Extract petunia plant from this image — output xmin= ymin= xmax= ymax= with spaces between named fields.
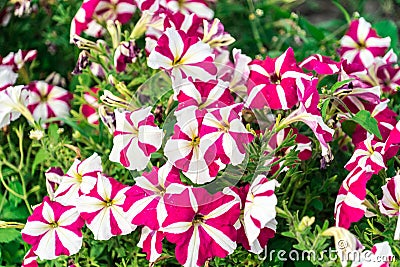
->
xmin=0 ymin=1 xmax=400 ymax=267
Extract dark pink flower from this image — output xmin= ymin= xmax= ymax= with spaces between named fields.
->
xmin=27 ymin=81 xmax=73 ymax=126
xmin=165 ymin=0 xmax=214 ymax=20
xmin=109 ymin=107 xmax=164 ymax=171
xmin=125 ymin=163 xmax=187 ymax=230
xmin=21 ymin=197 xmax=84 ymax=260
xmin=175 ymin=78 xmax=233 ymax=111
xmin=78 ymin=174 xmax=135 ymax=240
xmin=299 ymin=54 xmax=341 ymax=75
xmin=70 ymin=0 xmax=136 ymax=39
xmin=161 ymin=187 xmax=240 ymax=267
xmin=81 ymin=87 xmax=100 ymax=125
xmin=247 ymin=47 xmax=311 ymax=110
xmin=147 ymin=28 xmax=217 ymax=82
xmin=339 ymin=17 xmax=391 ymax=68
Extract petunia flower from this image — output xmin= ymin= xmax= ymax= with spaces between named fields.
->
xmin=70 ymin=0 xmax=136 ymax=40
xmin=351 ymin=241 xmax=394 ymax=267
xmin=147 ymin=28 xmax=217 ymax=83
xmin=0 ymin=85 xmax=33 ymax=128
xmin=78 ymin=174 xmax=134 ymax=240
xmin=299 ymin=54 xmax=341 ymax=75
xmin=125 ymin=163 xmax=187 ymax=229
xmin=242 ymin=175 xmax=279 ymax=253
xmin=1 ymin=49 xmax=37 ymax=71
xmin=165 ymin=0 xmax=214 ymax=20
xmin=334 ymin=167 xmax=372 ymax=229
xmin=54 ymin=153 xmax=103 ymax=206
xmin=339 ymin=17 xmax=391 ymax=68
xmin=379 ymin=174 xmax=400 ymax=240
xmin=202 ymin=18 xmax=235 ymax=48
xmin=45 ymin=167 xmax=64 ymax=201
xmin=27 ymin=81 xmax=73 ymax=126
xmin=246 ymin=47 xmax=311 ymax=110
xmin=278 ymin=78 xmax=334 ymax=159
xmin=114 ymin=40 xmax=140 ymax=72
xmin=137 ymin=226 xmax=165 ymax=262
xmin=161 ymin=187 xmax=240 ymax=267
xmin=0 ymin=65 xmax=18 ymax=91
xmin=164 ymin=106 xmax=221 ymax=184
xmin=22 ymin=249 xmax=38 ymax=267
xmin=323 ymin=226 xmax=364 ymax=266
xmin=81 ymin=87 xmax=100 ymax=125
xmin=200 ymin=103 xmax=254 ymax=165
xmin=175 ymin=78 xmax=233 ymax=110
xmin=109 ymin=107 xmax=164 ymax=171
xmin=21 ymin=196 xmax=84 ymax=260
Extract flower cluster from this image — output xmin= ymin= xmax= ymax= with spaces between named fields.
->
xmin=1 ymin=0 xmax=399 ymax=266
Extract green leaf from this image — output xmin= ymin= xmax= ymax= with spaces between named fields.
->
xmin=299 ymin=18 xmax=325 ymax=41
xmin=8 ymin=181 xmax=23 ymax=207
xmin=47 ymin=123 xmax=59 ymax=144
xmin=332 ymin=1 xmax=351 ymax=23
xmin=32 ymin=147 xmax=50 ymax=174
xmin=0 ymin=229 xmax=21 ymax=243
xmin=329 ymin=78 xmax=353 ymax=93
xmin=350 ymin=110 xmax=382 ymax=140
xmin=374 ymin=20 xmax=398 ymax=52
xmin=310 ymin=199 xmax=323 ymax=211
xmin=281 ymin=231 xmax=296 ymax=239
xmin=320 ymin=99 xmax=330 ymax=119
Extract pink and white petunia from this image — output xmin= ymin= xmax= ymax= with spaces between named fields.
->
xmin=224 ymin=48 xmax=252 ymax=97
xmin=125 ymin=163 xmax=187 ymax=229
xmin=81 ymin=87 xmax=100 ymax=125
xmin=376 ymin=63 xmax=400 ymax=94
xmin=351 ymin=241 xmax=394 ymax=267
xmin=200 ymin=103 xmax=254 ymax=165
xmin=246 ymin=47 xmax=311 ymax=110
xmin=21 ymin=196 xmax=84 ymax=260
xmin=109 ymin=107 xmax=164 ymax=171
xmin=344 ymin=135 xmax=386 ymax=174
xmin=164 ymin=106 xmax=221 ymax=184
xmin=0 ymin=85 xmax=31 ymax=128
xmin=242 ymin=175 xmax=279 ymax=253
xmin=339 ymin=17 xmax=391 ymax=68
xmin=45 ymin=167 xmax=64 ymax=201
xmin=54 ymin=153 xmax=103 ymax=206
xmin=78 ymin=174 xmax=134 ymax=240
xmin=22 ymin=249 xmax=38 ymax=267
xmin=1 ymin=49 xmax=37 ymax=71
xmin=27 ymin=81 xmax=73 ymax=126
xmin=165 ymin=0 xmax=214 ymax=20
xmin=334 ymin=167 xmax=372 ymax=229
xmin=299 ymin=54 xmax=341 ymax=75
xmin=147 ymin=28 xmax=217 ymax=83
xmin=202 ymin=18 xmax=235 ymax=48
xmin=114 ymin=40 xmax=140 ymax=72
xmin=161 ymin=187 xmax=240 ymax=267
xmin=70 ymin=0 xmax=136 ymax=40
xmin=0 ymin=65 xmax=18 ymax=91
xmin=135 ymin=0 xmax=160 ymax=12
xmin=379 ymin=174 xmax=400 ymax=240
xmin=137 ymin=226 xmax=165 ymax=262
xmin=175 ymin=78 xmax=233 ymax=110
xmin=279 ymin=78 xmax=334 ymax=159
